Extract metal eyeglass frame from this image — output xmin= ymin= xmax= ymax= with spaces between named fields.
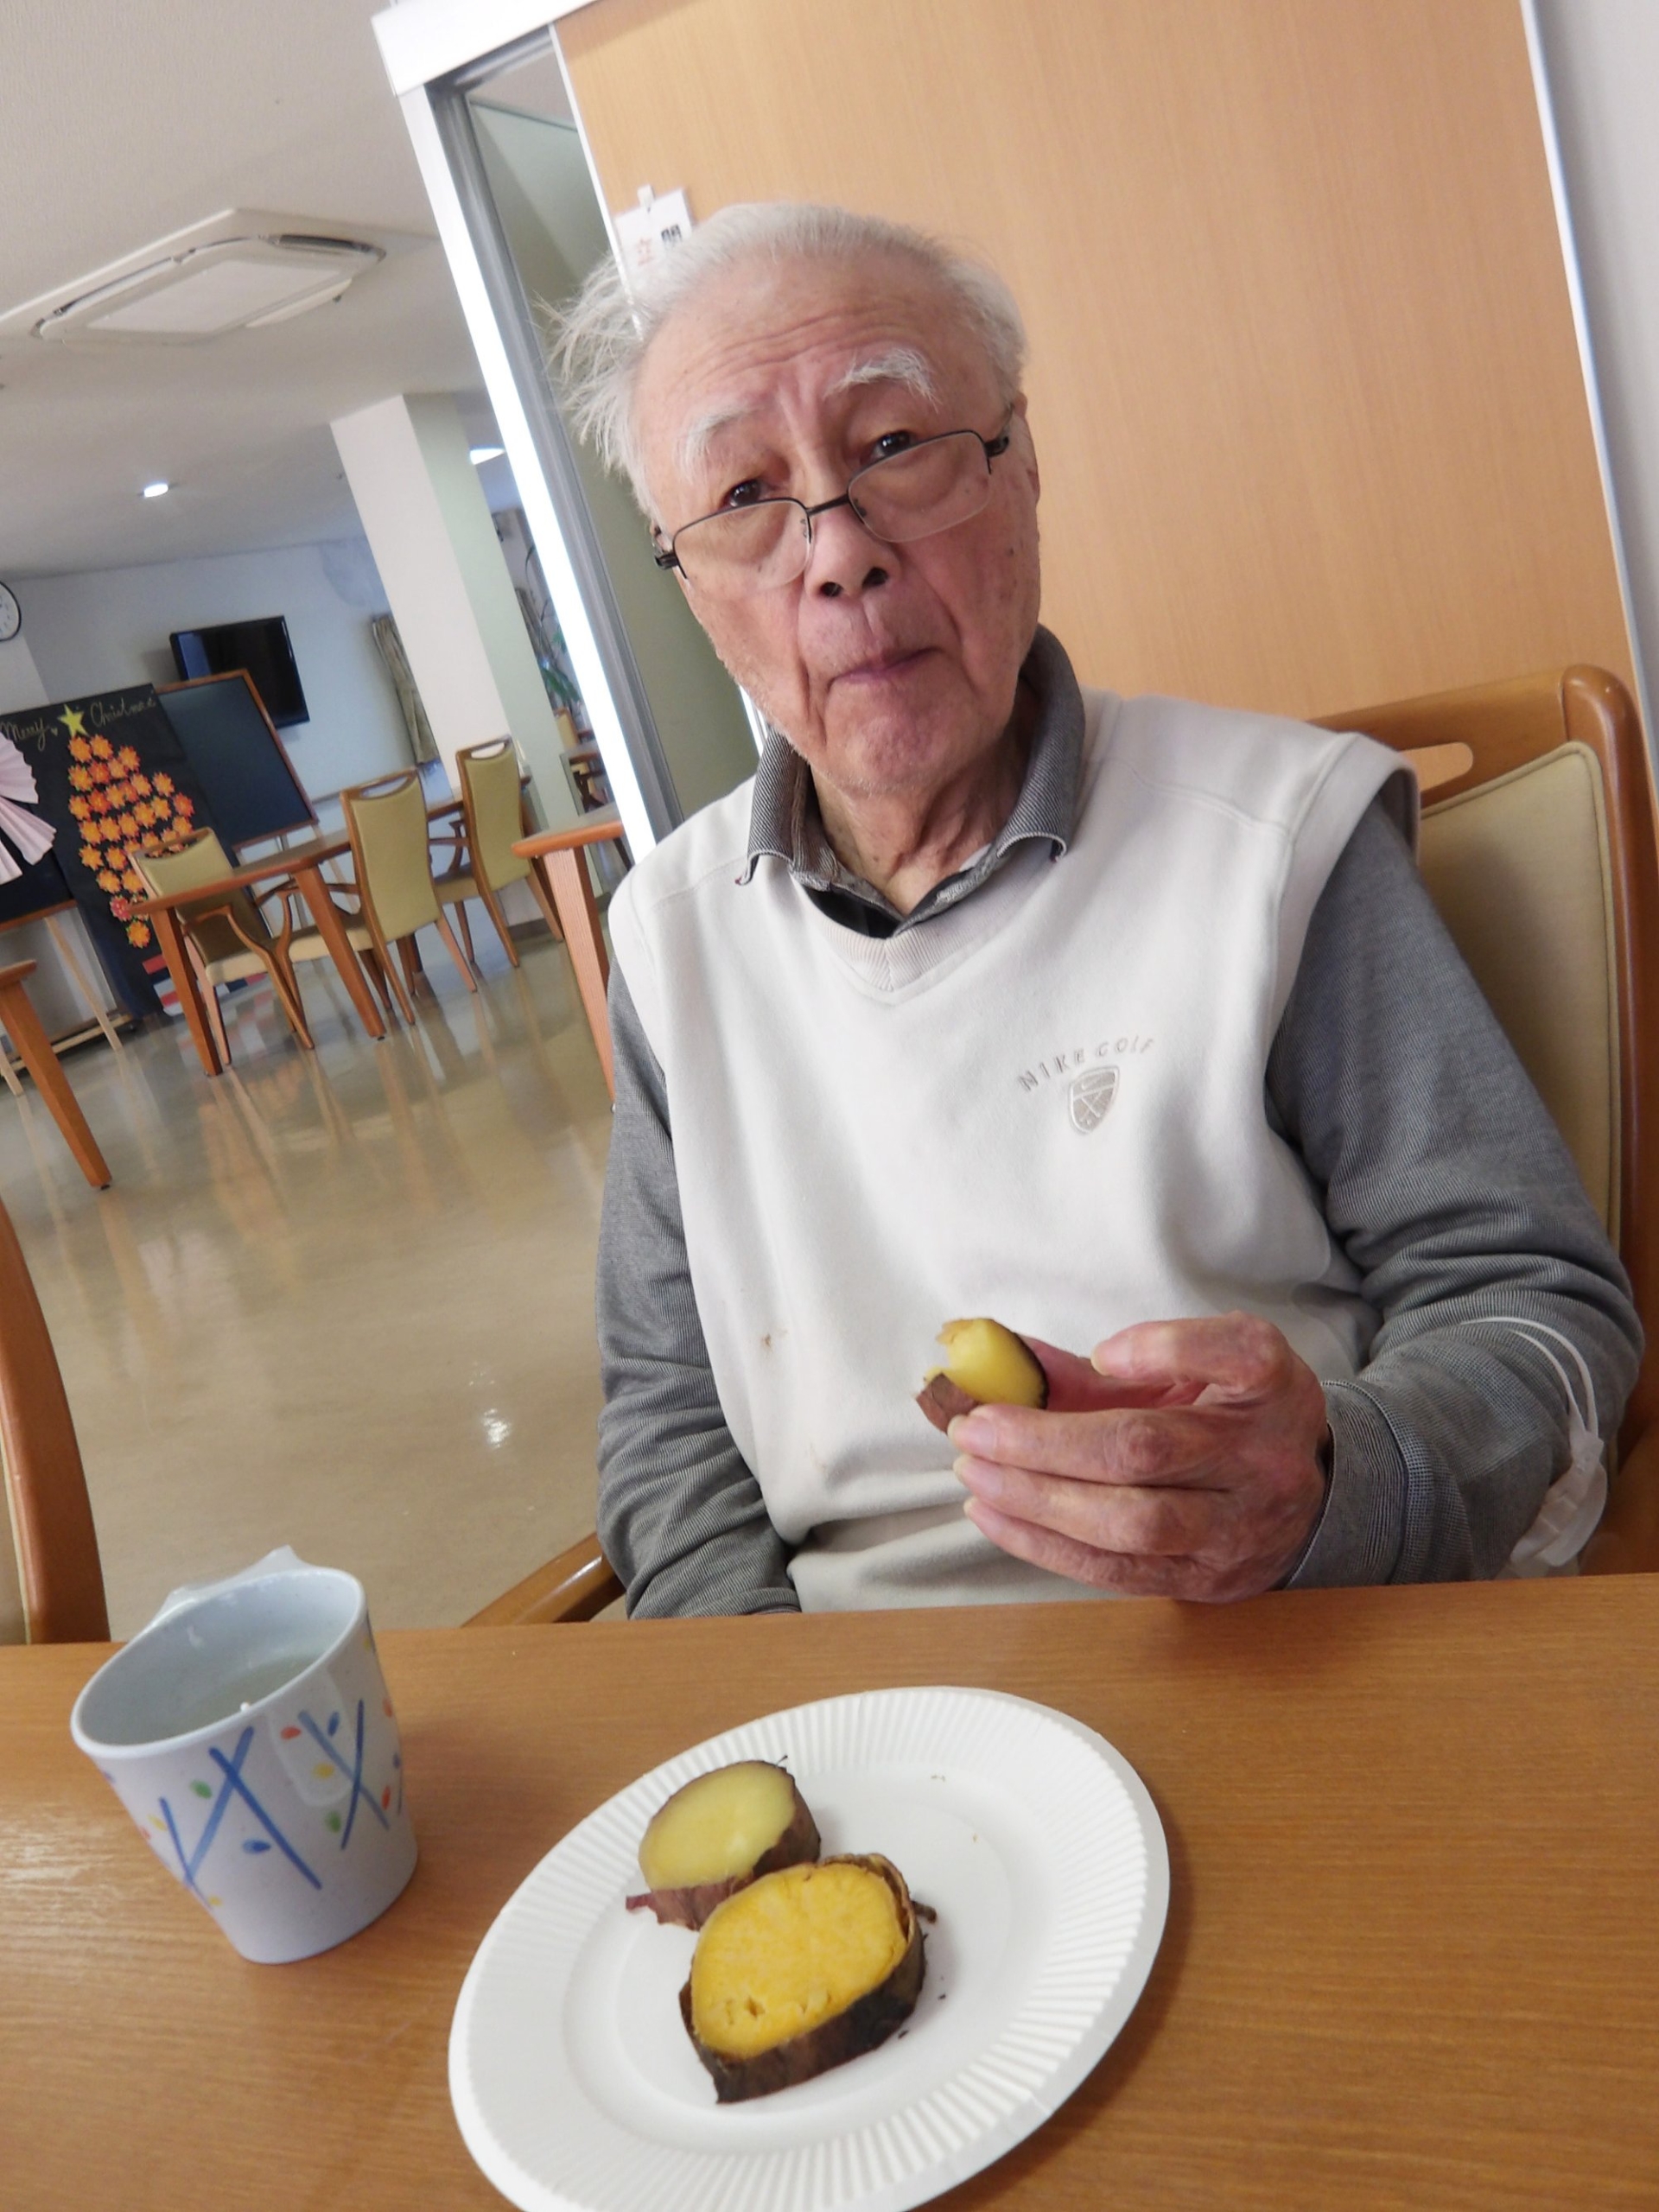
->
xmin=652 ymin=413 xmax=1016 ymax=581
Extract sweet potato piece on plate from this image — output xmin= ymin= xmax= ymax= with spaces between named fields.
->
xmin=626 ymin=1760 xmax=820 ymax=1929
xmin=681 ymin=1853 xmax=926 ymax=2102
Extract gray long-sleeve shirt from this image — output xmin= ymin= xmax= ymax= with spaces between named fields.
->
xmin=595 ymin=652 xmax=1641 ymax=1616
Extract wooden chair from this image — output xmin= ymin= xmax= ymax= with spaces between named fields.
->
xmin=134 ymin=830 xmax=395 ymax=1065
xmin=340 ymin=772 xmax=476 ymax=1025
xmin=1316 ymin=664 xmax=1659 ymax=1572
xmin=474 ymin=664 xmax=1659 ymax=1624
xmin=0 ymin=1192 xmax=109 ymax=1643
xmin=0 ymin=962 xmax=111 ymax=1189
xmin=430 ymin=741 xmax=564 ymax=970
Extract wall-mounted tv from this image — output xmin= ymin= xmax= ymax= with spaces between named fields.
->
xmin=168 ymin=615 xmax=309 ymax=728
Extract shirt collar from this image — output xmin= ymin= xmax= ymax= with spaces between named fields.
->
xmin=740 ymin=626 xmax=1083 ymax=932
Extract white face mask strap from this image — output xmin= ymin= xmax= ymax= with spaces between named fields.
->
xmin=1476 ymin=1316 xmax=1599 ymax=1444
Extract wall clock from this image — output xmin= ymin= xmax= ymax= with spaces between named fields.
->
xmin=0 ymin=583 xmax=20 ymax=644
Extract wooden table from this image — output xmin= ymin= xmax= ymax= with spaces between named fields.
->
xmin=136 ymin=829 xmax=386 ymax=1077
xmin=4 ymin=1579 xmax=1658 ymax=2208
xmin=0 ymin=959 xmax=111 ymax=1187
xmin=514 ymin=808 xmax=627 ymax=1096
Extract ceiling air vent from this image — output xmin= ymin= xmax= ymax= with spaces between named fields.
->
xmin=0 ymin=211 xmax=410 ymax=346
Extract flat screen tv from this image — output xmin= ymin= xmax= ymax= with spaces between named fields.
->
xmin=168 ymin=615 xmax=309 ymax=728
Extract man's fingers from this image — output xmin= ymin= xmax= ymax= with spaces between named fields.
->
xmin=962 ymin=1497 xmax=1211 ymax=1599
xmin=1090 ymin=1311 xmax=1298 ymax=1403
xmin=950 ymin=1402 xmax=1230 ymax=1487
xmin=1025 ymin=1337 xmax=1207 ymax=1414
xmin=956 ymin=1454 xmax=1220 ymax=1554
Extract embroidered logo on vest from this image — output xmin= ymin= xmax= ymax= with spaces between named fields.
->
xmin=1069 ymin=1065 xmax=1118 ymax=1132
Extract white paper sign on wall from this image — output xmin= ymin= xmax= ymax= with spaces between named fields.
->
xmin=613 ymin=187 xmax=695 ymax=289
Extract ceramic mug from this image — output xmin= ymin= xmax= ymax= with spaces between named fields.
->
xmin=70 ymin=1548 xmax=417 ymax=1964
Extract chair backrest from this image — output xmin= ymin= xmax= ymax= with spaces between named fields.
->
xmin=0 ymin=1193 xmax=109 ymax=1643
xmin=457 ymin=741 xmax=531 ymax=892
xmin=134 ymin=828 xmax=269 ymax=965
xmin=341 ymin=772 xmax=439 ymax=944
xmin=1318 ymin=666 xmax=1659 ymax=1447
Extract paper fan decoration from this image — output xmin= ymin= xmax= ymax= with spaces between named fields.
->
xmin=0 ymin=729 xmax=57 ymax=885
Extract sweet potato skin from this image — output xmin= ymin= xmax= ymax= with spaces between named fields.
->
xmin=626 ymin=1773 xmax=821 ymax=1929
xmin=681 ymin=1853 xmax=926 ymax=2102
xmin=915 ymin=1372 xmax=982 ymax=1433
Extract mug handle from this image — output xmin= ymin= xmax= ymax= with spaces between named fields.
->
xmin=146 ymin=1545 xmax=314 ymax=1630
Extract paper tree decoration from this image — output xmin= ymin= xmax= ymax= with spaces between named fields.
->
xmin=0 ymin=729 xmax=57 ymax=886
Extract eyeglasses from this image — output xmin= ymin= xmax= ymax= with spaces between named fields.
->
xmin=652 ymin=415 xmax=1014 ymax=597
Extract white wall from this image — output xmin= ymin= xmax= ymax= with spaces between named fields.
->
xmin=0 ymin=633 xmax=48 ymax=716
xmin=1532 ymin=0 xmax=1659 ymax=742
xmin=13 ymin=537 xmax=413 ymax=799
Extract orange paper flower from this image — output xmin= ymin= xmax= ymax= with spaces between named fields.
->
xmin=90 ymin=734 xmax=113 ymax=760
xmin=116 ymin=745 xmax=139 ymax=770
xmin=96 ymin=869 xmax=120 ymax=893
xmin=67 ymin=797 xmax=90 ymax=821
xmin=110 ymin=897 xmax=130 ymax=920
xmin=174 ymin=794 xmax=194 ymax=818
xmin=153 ymin=772 xmax=175 ymax=796
xmin=68 ymin=765 xmax=92 ymax=791
xmin=126 ymin=920 xmax=151 ymax=948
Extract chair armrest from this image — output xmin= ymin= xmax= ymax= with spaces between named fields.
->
xmin=1580 ymin=1423 xmax=1659 ymax=1574
xmin=429 ymin=831 xmax=469 ymax=883
xmin=464 ymin=1534 xmax=624 ymax=1625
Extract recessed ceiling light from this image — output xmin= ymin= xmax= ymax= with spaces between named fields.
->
xmin=469 ymin=445 xmax=505 ymax=465
xmin=143 ymin=481 xmax=169 ymax=499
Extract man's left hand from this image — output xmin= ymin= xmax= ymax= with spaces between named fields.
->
xmin=950 ymin=1312 xmax=1330 ymax=1600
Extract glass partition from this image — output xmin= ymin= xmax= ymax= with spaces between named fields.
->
xmin=378 ymin=13 xmax=761 ymax=855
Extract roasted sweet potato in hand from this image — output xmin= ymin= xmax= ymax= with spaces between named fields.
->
xmin=626 ymin=1760 xmax=821 ymax=1929
xmin=681 ymin=1853 xmax=926 ymax=2101
xmin=918 ymin=1316 xmax=1048 ymax=1432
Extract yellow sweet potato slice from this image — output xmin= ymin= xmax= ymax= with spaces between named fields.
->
xmin=682 ymin=1853 xmax=926 ymax=2101
xmin=626 ymin=1760 xmax=821 ymax=1929
xmin=917 ymin=1316 xmax=1048 ymax=1433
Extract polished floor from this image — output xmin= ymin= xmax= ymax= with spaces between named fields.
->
xmin=1 ymin=926 xmax=614 ymax=1638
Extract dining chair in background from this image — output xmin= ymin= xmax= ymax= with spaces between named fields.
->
xmin=430 ymin=740 xmax=563 ymax=971
xmin=472 ymin=663 xmax=1659 ymax=1627
xmin=0 ymin=1192 xmax=109 ymax=1644
xmin=134 ymin=829 xmax=395 ymax=1066
xmin=341 ymin=772 xmax=477 ymax=1025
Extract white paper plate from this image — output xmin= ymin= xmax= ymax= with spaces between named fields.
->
xmin=450 ymin=1685 xmax=1167 ymax=2212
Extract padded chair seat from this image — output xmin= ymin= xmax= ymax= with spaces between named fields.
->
xmin=289 ymin=920 xmax=377 ymax=963
xmin=199 ymin=946 xmax=276 ymax=987
xmin=435 ymin=872 xmax=480 ymax=905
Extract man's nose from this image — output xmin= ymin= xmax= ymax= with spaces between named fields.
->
xmin=804 ymin=499 xmax=890 ymax=601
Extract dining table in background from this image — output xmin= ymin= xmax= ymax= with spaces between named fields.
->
xmin=3 ymin=1576 xmax=1657 ymax=2209
xmin=133 ymin=794 xmax=489 ymax=1078
xmin=513 ymin=806 xmax=626 ymax=1096
xmin=135 ymin=826 xmax=385 ymax=1077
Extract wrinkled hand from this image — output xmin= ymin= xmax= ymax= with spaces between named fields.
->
xmin=950 ymin=1313 xmax=1331 ymax=1601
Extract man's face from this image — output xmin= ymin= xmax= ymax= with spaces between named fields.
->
xmin=632 ymin=251 xmax=1042 ymax=807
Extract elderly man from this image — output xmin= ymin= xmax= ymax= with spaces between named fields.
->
xmin=555 ymin=202 xmax=1639 ymax=1617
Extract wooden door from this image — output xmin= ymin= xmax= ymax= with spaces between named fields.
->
xmin=559 ymin=0 xmax=1633 ymax=721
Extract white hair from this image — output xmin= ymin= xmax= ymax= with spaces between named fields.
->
xmin=547 ymin=202 xmax=1028 ymax=513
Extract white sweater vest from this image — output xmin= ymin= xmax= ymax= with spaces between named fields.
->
xmin=610 ymin=690 xmax=1404 ymax=1610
